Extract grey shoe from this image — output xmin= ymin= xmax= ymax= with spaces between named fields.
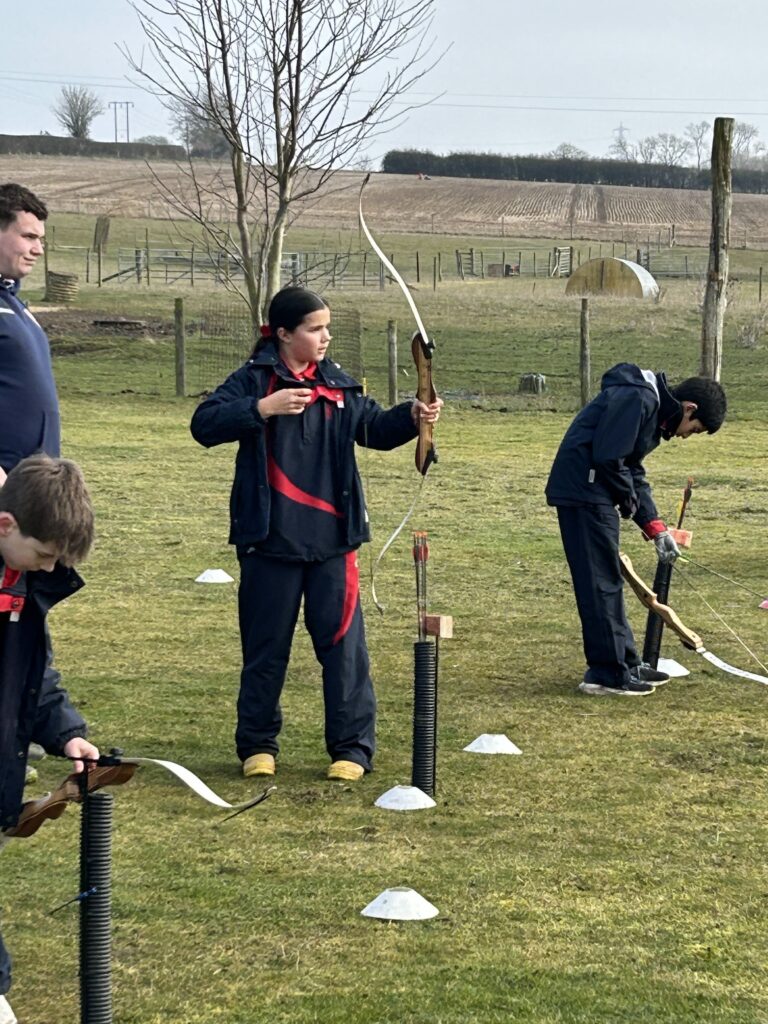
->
xmin=27 ymin=742 xmax=46 ymax=762
xmin=24 ymin=764 xmax=38 ymax=786
xmin=578 ymin=678 xmax=655 ymax=696
xmin=633 ymin=662 xmax=670 ymax=686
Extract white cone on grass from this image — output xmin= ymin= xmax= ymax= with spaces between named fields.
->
xmin=375 ymin=785 xmax=436 ymax=811
xmin=195 ymin=569 xmax=234 ymax=584
xmin=657 ymin=657 xmax=690 ymax=678
xmin=361 ymin=887 xmax=439 ymax=921
xmin=463 ymin=733 xmax=522 ymax=755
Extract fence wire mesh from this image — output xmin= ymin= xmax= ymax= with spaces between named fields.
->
xmin=185 ymin=300 xmax=363 ymax=396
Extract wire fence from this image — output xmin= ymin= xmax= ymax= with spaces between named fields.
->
xmin=182 ymin=300 xmax=363 ymax=396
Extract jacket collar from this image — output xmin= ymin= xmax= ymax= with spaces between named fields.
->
xmin=249 ymin=341 xmax=360 ymax=388
xmin=656 ymin=372 xmax=683 ymax=439
xmin=0 ymin=278 xmax=20 ymax=296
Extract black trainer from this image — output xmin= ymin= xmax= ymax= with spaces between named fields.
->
xmin=633 ymin=662 xmax=670 ymax=686
xmin=578 ymin=678 xmax=655 ymax=696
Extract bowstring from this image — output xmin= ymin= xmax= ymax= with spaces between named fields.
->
xmin=672 ymin=563 xmax=768 ymax=676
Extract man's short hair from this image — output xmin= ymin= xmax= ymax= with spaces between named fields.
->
xmin=0 ymin=454 xmax=94 ymax=565
xmin=0 ymin=183 xmax=48 ymax=230
xmin=672 ymin=377 xmax=727 ymax=433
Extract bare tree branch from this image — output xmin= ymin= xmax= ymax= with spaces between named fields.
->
xmin=124 ymin=0 xmax=441 ymax=327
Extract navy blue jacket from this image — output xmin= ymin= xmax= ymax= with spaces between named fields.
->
xmin=190 ymin=343 xmax=418 ymax=549
xmin=545 ymin=363 xmax=682 ymax=528
xmin=0 ymin=564 xmax=87 ymax=828
xmin=0 ymin=279 xmax=60 ymax=472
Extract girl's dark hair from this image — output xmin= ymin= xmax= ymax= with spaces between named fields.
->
xmin=253 ymin=286 xmax=328 ymax=354
xmin=672 ymin=377 xmax=727 ymax=433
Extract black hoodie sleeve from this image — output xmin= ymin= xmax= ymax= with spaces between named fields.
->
xmin=190 ymin=367 xmax=266 ymax=447
xmin=590 ymin=388 xmax=648 ymax=515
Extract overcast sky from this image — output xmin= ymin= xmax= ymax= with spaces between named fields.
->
xmin=4 ymin=0 xmax=768 ymax=164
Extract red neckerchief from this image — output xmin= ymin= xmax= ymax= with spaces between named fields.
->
xmin=0 ymin=566 xmax=24 ymax=616
xmin=291 ymin=362 xmax=344 ymax=406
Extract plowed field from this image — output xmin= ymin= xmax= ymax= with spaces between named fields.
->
xmin=3 ymin=154 xmax=768 ymax=245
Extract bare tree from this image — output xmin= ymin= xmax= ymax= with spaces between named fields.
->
xmin=635 ymin=135 xmax=660 ymax=164
xmin=168 ymin=94 xmax=230 ymax=157
xmin=654 ymin=133 xmax=690 ymax=167
xmin=125 ymin=0 xmax=439 ymax=329
xmin=733 ymin=121 xmax=765 ymax=167
xmin=549 ymin=142 xmax=589 ymax=160
xmin=685 ymin=120 xmax=710 ymax=170
xmin=51 ymin=85 xmax=104 ymax=140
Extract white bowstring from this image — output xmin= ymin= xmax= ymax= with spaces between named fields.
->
xmin=672 ymin=565 xmax=768 ymax=676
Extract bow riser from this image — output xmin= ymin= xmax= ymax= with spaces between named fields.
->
xmin=412 ymin=331 xmax=437 ymax=476
xmin=619 ymin=553 xmax=703 ymax=650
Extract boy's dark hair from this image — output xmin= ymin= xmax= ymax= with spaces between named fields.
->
xmin=672 ymin=377 xmax=727 ymax=433
xmin=0 ymin=454 xmax=94 ymax=565
xmin=0 ymin=183 xmax=48 ymax=230
xmin=253 ymin=285 xmax=328 ymax=355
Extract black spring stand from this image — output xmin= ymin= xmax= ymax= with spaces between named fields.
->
xmin=80 ymin=791 xmax=113 ymax=1024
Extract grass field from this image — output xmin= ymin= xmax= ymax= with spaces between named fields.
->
xmin=3 ymin=235 xmax=768 ymax=1023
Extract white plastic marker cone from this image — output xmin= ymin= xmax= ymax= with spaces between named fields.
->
xmin=657 ymin=658 xmax=690 ymax=678
xmin=375 ymin=785 xmax=436 ymax=811
xmin=361 ymin=887 xmax=439 ymax=921
xmin=195 ymin=569 xmax=234 ymax=584
xmin=463 ymin=733 xmax=522 ymax=755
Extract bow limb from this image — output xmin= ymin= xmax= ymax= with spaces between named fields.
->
xmin=357 ymin=175 xmax=438 ymax=470
xmin=358 ymin=173 xmax=430 ymax=344
xmin=619 ymin=553 xmax=703 ymax=650
xmin=123 ymin=756 xmax=273 ymax=813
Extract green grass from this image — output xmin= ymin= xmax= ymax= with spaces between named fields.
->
xmin=4 ymin=260 xmax=768 ymax=1023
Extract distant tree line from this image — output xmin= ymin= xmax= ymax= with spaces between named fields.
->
xmin=381 ymin=149 xmax=768 ymax=194
xmin=0 ymin=134 xmax=185 ymax=161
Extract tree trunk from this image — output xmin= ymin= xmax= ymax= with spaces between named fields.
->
xmin=700 ymin=117 xmax=733 ymax=381
xmin=230 ymin=147 xmax=264 ymax=338
xmin=265 ymin=189 xmax=292 ymax=306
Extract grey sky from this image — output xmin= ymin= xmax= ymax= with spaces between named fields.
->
xmin=4 ymin=0 xmax=768 ymax=164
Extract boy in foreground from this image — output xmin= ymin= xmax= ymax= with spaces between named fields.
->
xmin=545 ymin=363 xmax=726 ymax=697
xmin=0 ymin=455 xmax=98 ymax=1024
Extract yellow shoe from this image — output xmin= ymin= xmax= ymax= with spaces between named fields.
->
xmin=243 ymin=753 xmax=276 ymax=778
xmin=327 ymin=759 xmax=365 ymax=781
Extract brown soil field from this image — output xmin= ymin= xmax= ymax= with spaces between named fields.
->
xmin=3 ymin=154 xmax=768 ymax=246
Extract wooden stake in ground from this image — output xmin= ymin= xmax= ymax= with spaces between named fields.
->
xmin=700 ymin=117 xmax=734 ymax=381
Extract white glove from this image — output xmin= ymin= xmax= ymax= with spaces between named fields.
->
xmin=654 ymin=530 xmax=680 ymax=564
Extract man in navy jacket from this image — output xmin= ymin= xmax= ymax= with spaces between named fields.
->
xmin=546 ymin=363 xmax=726 ymax=696
xmin=0 ymin=184 xmax=59 ymax=479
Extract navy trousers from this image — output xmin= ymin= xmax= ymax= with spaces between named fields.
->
xmin=236 ymin=551 xmax=375 ymax=770
xmin=0 ymin=926 xmax=10 ymax=995
xmin=556 ymin=505 xmax=640 ymax=686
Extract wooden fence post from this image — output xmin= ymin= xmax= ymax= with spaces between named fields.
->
xmin=174 ymin=297 xmax=186 ymax=398
xmin=145 ymin=229 xmax=151 ymax=286
xmin=97 ymin=245 xmax=102 ymax=288
xmin=416 ymin=250 xmax=420 ymax=283
xmin=387 ymin=320 xmax=398 ymax=405
xmin=759 ymin=266 xmax=763 ymax=303
xmin=432 ymin=256 xmax=437 ymax=291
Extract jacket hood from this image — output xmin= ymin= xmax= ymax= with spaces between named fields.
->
xmin=600 ymin=362 xmax=659 ymax=394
